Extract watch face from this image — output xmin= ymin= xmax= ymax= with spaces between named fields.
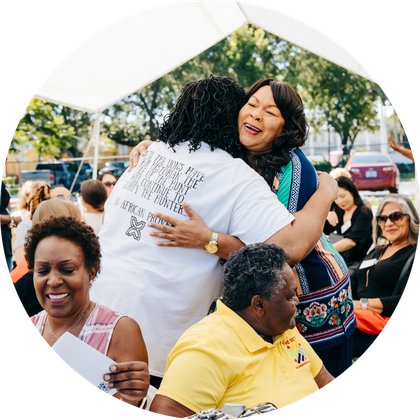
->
xmin=205 ymin=243 xmax=218 ymax=254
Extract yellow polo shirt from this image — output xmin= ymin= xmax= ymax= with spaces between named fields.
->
xmin=158 ymin=301 xmax=323 ymax=412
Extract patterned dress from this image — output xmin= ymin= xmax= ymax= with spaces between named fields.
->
xmin=272 ymin=148 xmax=356 ymax=352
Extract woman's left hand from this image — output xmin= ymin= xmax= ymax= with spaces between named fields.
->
xmin=128 ymin=140 xmax=153 ymax=172
xmin=148 ymin=201 xmax=212 ymax=249
xmin=104 ymin=361 xmax=150 ymax=404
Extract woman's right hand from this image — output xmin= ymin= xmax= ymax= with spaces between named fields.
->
xmin=317 ymin=171 xmax=338 ymax=202
xmin=148 ymin=202 xmax=213 ymax=249
xmin=128 ymin=140 xmax=153 ymax=172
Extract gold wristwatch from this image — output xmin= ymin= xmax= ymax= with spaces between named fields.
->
xmin=205 ymin=231 xmax=219 ymax=254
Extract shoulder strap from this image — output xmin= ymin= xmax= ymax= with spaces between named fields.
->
xmin=392 ymin=248 xmax=417 ymax=296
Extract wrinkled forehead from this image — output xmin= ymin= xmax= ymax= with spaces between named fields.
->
xmin=50 ymin=187 xmax=71 ymax=198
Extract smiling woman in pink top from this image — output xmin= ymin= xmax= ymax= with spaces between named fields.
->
xmin=25 ymin=216 xmax=150 ymax=408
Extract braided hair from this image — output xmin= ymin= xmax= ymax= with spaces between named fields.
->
xmin=243 ymin=79 xmax=309 ymax=185
xmin=157 ymin=75 xmax=245 ymax=158
xmin=30 ymin=184 xmax=52 ymax=218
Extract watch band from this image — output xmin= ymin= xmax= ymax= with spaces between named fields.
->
xmin=205 ymin=231 xmax=219 ymax=254
xmin=361 ymin=298 xmax=368 ymax=310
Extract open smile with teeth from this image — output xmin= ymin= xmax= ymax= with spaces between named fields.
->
xmin=245 ymin=123 xmax=262 ymax=132
xmin=47 ymin=293 xmax=70 ymax=300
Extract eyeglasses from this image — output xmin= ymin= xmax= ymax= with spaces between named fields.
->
xmin=103 ymin=181 xmax=117 ymax=187
xmin=56 ymin=195 xmax=78 ymax=203
xmin=376 ymin=211 xmax=407 ymax=226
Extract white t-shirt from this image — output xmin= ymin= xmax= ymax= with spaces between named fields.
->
xmin=13 ymin=220 xmax=32 ymax=251
xmin=82 ymin=212 xmax=103 ymax=235
xmin=90 ymin=141 xmax=295 ymax=376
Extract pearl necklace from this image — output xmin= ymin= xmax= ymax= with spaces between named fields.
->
xmin=47 ymin=301 xmax=91 ymax=340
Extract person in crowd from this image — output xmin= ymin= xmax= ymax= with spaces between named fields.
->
xmin=90 ymin=76 xmax=338 ymax=388
xmin=13 ymin=180 xmax=46 ymax=219
xmin=130 ymin=79 xmax=355 ymax=377
xmin=324 ymin=176 xmax=373 ymax=270
xmin=25 ymin=215 xmax=150 ymax=407
xmin=14 ymin=198 xmax=83 ymax=316
xmin=351 ymin=194 xmax=418 ymax=357
xmin=150 ymin=243 xmax=334 ymax=416
xmin=329 ymin=168 xmax=372 ymax=210
xmin=388 ymin=133 xmax=414 ymax=161
xmin=80 ymin=179 xmax=107 ymax=235
xmin=99 ymin=171 xmax=118 ymax=198
xmin=1 ymin=180 xmax=22 ymax=271
xmin=14 ymin=184 xmax=77 ymax=266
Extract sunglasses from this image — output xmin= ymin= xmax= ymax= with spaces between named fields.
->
xmin=56 ymin=194 xmax=78 ymax=203
xmin=376 ymin=211 xmax=407 ymax=225
xmin=103 ymin=181 xmax=117 ymax=187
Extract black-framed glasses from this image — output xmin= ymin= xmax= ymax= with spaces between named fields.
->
xmin=376 ymin=211 xmax=407 ymax=226
xmin=56 ymin=194 xmax=78 ymax=203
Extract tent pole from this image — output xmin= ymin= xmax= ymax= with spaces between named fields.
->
xmin=92 ymin=112 xmax=102 ymax=180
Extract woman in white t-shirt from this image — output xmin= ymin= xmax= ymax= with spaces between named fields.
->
xmin=80 ymin=179 xmax=107 ymax=235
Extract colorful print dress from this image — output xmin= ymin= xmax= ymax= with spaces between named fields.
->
xmin=272 ymin=148 xmax=356 ymax=351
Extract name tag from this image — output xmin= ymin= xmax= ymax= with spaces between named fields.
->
xmin=359 ymin=259 xmax=377 ymax=270
xmin=341 ymin=220 xmax=352 ymax=233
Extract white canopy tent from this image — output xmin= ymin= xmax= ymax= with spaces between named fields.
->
xmin=33 ymin=2 xmax=376 ymax=179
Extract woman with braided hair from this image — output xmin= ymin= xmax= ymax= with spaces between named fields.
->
xmin=131 ymin=78 xmax=355 ymax=377
xmin=92 ymin=76 xmax=338 ymax=388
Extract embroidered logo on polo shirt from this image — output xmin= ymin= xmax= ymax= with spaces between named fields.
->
xmin=282 ymin=337 xmax=311 ymax=369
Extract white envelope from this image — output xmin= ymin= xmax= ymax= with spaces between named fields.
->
xmin=52 ymin=331 xmax=117 ymax=396
xmin=359 ymin=258 xmax=378 ymax=270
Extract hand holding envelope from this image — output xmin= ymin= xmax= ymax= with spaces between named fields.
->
xmin=104 ymin=361 xmax=150 ymax=405
xmin=53 ymin=332 xmax=150 ymax=406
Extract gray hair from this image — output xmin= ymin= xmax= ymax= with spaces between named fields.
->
xmin=373 ymin=194 xmax=419 ymax=246
xmin=222 ymin=243 xmax=289 ymax=312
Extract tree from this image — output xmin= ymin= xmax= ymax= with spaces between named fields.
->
xmin=52 ymin=104 xmax=94 ymax=157
xmin=103 ymin=77 xmax=178 ymax=145
xmin=279 ymin=47 xmax=382 ymax=156
xmin=102 ymin=24 xmax=284 ymax=145
xmin=11 ymin=99 xmax=78 ymax=158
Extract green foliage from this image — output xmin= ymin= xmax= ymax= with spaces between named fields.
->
xmin=13 ymin=24 xmax=386 ymax=157
xmin=12 ymin=99 xmax=79 ymax=158
xmin=311 ymin=160 xmax=333 ymax=173
xmin=337 ymin=157 xmax=349 ymax=168
xmin=3 ymin=175 xmax=18 ymax=186
xmin=280 ymin=47 xmax=381 ymax=155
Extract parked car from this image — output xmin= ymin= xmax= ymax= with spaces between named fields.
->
xmin=98 ymin=161 xmax=129 ymax=178
xmin=19 ymin=161 xmax=86 ymax=190
xmin=345 ymin=152 xmax=400 ymax=193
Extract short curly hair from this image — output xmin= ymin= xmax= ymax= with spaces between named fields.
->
xmin=222 ymin=243 xmax=290 ymax=312
xmin=157 ymin=75 xmax=245 ymax=158
xmin=24 ymin=216 xmax=101 ymax=280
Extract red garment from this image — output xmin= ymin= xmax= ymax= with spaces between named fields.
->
xmin=10 ymin=258 xmax=30 ymax=284
xmin=355 ymin=309 xmax=390 ymax=335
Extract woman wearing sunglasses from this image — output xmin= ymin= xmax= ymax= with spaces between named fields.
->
xmin=351 ymin=194 xmax=418 ymax=356
xmin=99 ymin=171 xmax=118 ymax=198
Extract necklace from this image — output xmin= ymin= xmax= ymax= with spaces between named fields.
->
xmin=47 ymin=301 xmax=91 ymax=340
